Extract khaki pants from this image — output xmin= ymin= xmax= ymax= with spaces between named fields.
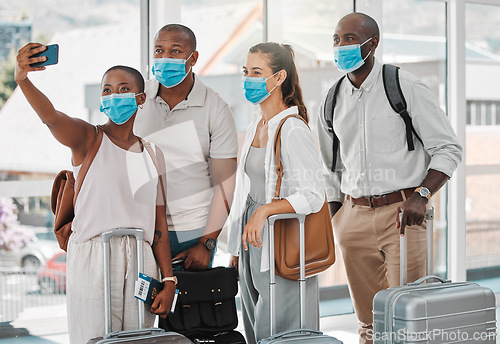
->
xmin=67 ymin=235 xmax=159 ymax=344
xmin=333 ymin=196 xmax=427 ymax=344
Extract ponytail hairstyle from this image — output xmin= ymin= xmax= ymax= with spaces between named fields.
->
xmin=249 ymin=43 xmax=308 ymax=122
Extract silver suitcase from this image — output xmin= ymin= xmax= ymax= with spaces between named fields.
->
xmin=88 ymin=228 xmax=191 ymax=344
xmin=373 ymin=209 xmax=496 ymax=343
xmin=258 ymin=214 xmax=343 ymax=344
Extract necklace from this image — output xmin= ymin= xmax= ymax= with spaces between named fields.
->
xmin=261 ymin=118 xmax=269 ymax=126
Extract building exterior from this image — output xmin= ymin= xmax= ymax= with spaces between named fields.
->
xmin=0 ymin=12 xmax=31 ymax=72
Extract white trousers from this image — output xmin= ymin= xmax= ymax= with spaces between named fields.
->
xmin=66 ymin=235 xmax=159 ymax=344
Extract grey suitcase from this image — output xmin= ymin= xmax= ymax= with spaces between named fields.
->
xmin=373 ymin=209 xmax=496 ymax=343
xmin=258 ymin=214 xmax=343 ymax=344
xmin=88 ymin=228 xmax=191 ymax=344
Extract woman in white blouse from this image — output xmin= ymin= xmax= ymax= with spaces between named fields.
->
xmin=227 ymin=42 xmax=326 ymax=343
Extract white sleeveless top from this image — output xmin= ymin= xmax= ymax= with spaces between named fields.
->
xmin=71 ymin=133 xmax=159 ymax=244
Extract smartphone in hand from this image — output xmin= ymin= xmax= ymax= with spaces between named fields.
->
xmin=172 ymin=256 xmax=187 ymax=270
xmin=30 ymin=44 xmax=59 ymax=67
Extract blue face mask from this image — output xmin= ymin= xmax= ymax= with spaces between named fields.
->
xmin=100 ymin=93 xmax=142 ymax=125
xmin=241 ymin=71 xmax=279 ymax=105
xmin=152 ymin=52 xmax=194 ymax=88
xmin=333 ymin=37 xmax=372 ymax=73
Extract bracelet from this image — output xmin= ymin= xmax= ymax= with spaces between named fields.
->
xmin=162 ymin=276 xmax=178 ymax=285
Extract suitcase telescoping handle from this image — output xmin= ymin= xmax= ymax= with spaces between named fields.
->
xmin=400 ymin=208 xmax=434 ymax=286
xmin=102 ymin=227 xmax=145 ymax=335
xmin=267 ymin=213 xmax=307 ymax=336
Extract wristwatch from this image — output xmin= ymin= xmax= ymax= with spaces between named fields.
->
xmin=414 ymin=186 xmax=431 ymax=200
xmin=203 ymin=238 xmax=216 ymax=251
xmin=162 ymin=276 xmax=178 ymax=285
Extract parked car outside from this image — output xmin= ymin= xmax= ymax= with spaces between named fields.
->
xmin=0 ymin=226 xmax=62 ymax=271
xmin=38 ymin=251 xmax=67 ymax=294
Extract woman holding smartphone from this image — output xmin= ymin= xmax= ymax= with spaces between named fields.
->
xmin=15 ymin=43 xmax=176 ymax=344
xmin=226 ymin=42 xmax=326 ymax=344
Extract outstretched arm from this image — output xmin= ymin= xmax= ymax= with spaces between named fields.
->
xmin=15 ymin=43 xmax=95 ymax=165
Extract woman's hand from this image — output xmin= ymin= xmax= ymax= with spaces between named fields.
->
xmin=229 ymin=255 xmax=239 ymax=275
xmin=14 ymin=43 xmax=47 ymax=83
xmin=242 ymin=205 xmax=270 ymax=251
xmin=150 ymin=281 xmax=176 ymax=318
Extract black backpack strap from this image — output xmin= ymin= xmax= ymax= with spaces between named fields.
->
xmin=323 ymin=75 xmax=346 ymax=171
xmin=382 ymin=64 xmax=423 ymax=151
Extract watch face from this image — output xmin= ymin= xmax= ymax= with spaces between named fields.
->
xmin=419 ymin=187 xmax=431 ymax=198
xmin=205 ymin=238 xmax=216 ymax=251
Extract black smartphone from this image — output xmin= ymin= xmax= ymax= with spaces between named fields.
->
xmin=29 ymin=44 xmax=59 ymax=67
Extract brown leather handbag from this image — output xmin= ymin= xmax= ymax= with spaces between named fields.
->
xmin=51 ymin=127 xmax=103 ymax=251
xmin=272 ymin=115 xmax=335 ymax=281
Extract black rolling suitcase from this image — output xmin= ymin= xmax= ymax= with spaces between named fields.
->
xmin=88 ymin=227 xmax=191 ymax=344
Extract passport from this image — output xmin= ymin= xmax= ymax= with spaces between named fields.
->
xmin=134 ymin=273 xmax=164 ymax=305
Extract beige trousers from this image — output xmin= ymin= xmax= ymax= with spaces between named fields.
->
xmin=332 ymin=196 xmax=427 ymax=344
xmin=66 ymin=235 xmax=159 ymax=344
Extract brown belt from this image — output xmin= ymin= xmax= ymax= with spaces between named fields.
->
xmin=348 ymin=188 xmax=415 ymax=208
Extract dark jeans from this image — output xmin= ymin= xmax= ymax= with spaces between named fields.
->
xmin=168 ymin=227 xmax=216 ymax=271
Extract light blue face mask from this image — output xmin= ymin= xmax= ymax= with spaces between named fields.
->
xmin=241 ymin=71 xmax=279 ymax=105
xmin=100 ymin=93 xmax=142 ymax=125
xmin=152 ymin=52 xmax=194 ymax=88
xmin=333 ymin=37 xmax=372 ymax=73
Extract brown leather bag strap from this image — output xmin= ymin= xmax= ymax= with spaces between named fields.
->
xmin=273 ymin=115 xmax=309 ymax=199
xmin=140 ymin=138 xmax=167 ymax=206
xmin=73 ymin=126 xmax=104 ymax=206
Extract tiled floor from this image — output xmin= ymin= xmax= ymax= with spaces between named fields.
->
xmin=1 ymin=265 xmax=499 ymax=344
xmin=2 ymin=307 xmax=499 ymax=344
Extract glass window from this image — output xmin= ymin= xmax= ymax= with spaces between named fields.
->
xmin=181 ymin=0 xmax=264 ymax=134
xmin=471 ymin=102 xmax=477 ymax=125
xmin=465 ymin=2 xmax=500 ymax=282
xmin=485 ymin=103 xmax=492 ymax=125
xmin=466 ymin=102 xmax=472 ymax=125
xmin=282 ymin=1 xmax=353 ymax=293
xmin=496 ymin=102 xmax=500 ymax=125
xmin=383 ymin=0 xmax=448 ymax=277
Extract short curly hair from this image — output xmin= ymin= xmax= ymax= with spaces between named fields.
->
xmin=102 ymin=65 xmax=145 ymax=93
